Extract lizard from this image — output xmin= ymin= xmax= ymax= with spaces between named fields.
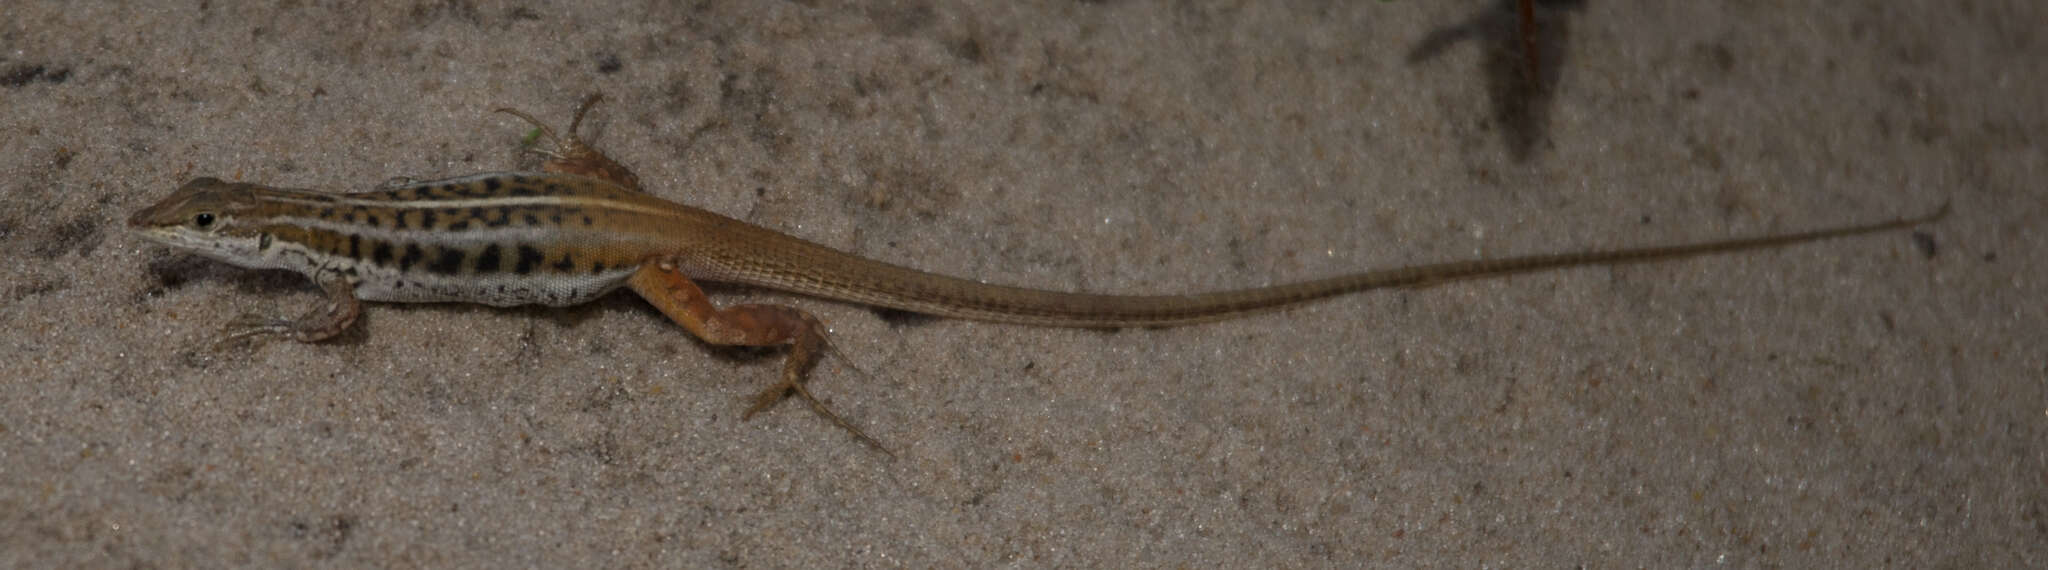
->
xmin=127 ymin=95 xmax=1948 ymax=452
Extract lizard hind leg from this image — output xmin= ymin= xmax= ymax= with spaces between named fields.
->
xmin=625 ymin=261 xmax=891 ymax=455
xmin=493 ymin=93 xmax=643 ymax=192
xmin=739 ymin=308 xmax=895 ymax=457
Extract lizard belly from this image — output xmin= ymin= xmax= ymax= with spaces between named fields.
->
xmin=353 ymin=265 xmax=640 ymax=307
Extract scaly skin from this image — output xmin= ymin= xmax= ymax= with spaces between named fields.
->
xmin=128 ymin=96 xmax=1948 ymax=453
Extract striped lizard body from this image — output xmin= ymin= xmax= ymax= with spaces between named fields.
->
xmin=127 ymin=96 xmax=1947 ymax=453
xmin=135 ymin=174 xmax=649 ymax=308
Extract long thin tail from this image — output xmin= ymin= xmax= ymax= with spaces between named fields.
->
xmin=727 ymin=204 xmax=1949 ymax=328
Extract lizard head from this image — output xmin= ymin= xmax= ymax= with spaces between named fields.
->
xmin=128 ymin=177 xmax=277 ymax=267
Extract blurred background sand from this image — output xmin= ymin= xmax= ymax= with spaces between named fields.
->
xmin=2 ymin=1 xmax=2041 ymax=566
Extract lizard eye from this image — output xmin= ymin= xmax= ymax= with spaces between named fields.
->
xmin=191 ymin=213 xmax=217 ymax=229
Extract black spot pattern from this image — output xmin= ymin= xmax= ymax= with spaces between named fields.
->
xmin=484 ymin=206 xmax=513 ymax=228
xmin=428 ymin=248 xmax=466 ymax=275
xmin=398 ymin=243 xmax=424 ymax=271
xmin=513 ymin=246 xmax=545 ymax=275
xmin=475 ymin=244 xmax=502 ymax=273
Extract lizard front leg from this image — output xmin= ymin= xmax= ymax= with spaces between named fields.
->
xmin=215 ymin=268 xmax=363 ymax=348
xmin=626 ymin=259 xmax=887 ymax=453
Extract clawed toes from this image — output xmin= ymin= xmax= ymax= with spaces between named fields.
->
xmin=743 ymin=383 xmax=797 ymax=420
xmin=210 ymin=314 xmax=291 ymax=350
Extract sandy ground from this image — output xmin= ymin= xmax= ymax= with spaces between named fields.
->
xmin=3 ymin=1 xmax=2042 ymax=566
